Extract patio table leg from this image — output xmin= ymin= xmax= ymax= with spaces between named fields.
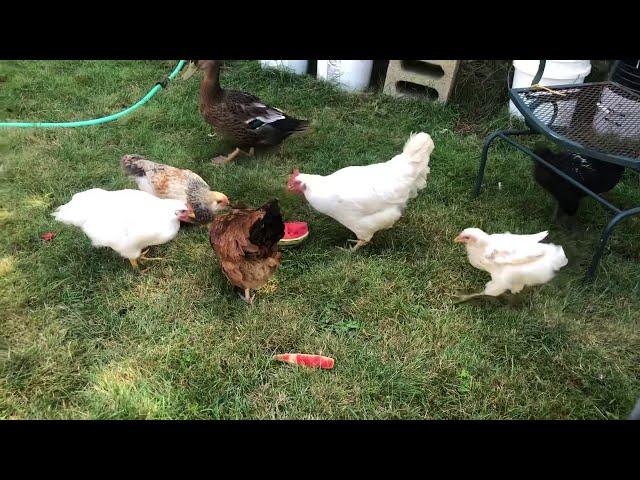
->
xmin=474 ymin=129 xmax=536 ymax=197
xmin=586 ymin=207 xmax=640 ymax=279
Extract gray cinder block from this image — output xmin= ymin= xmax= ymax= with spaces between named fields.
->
xmin=383 ymin=60 xmax=460 ymax=103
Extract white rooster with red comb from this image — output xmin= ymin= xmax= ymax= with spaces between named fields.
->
xmin=287 ymin=132 xmax=434 ymax=250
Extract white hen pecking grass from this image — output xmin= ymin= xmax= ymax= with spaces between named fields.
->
xmin=53 ymin=188 xmax=195 ymax=270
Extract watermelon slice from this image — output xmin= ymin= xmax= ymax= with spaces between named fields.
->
xmin=278 ymin=221 xmax=309 ymax=247
xmin=274 ymin=353 xmax=334 ymax=369
xmin=40 ymin=232 xmax=57 ymax=241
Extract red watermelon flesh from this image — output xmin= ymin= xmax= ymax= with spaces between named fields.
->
xmin=274 ymin=353 xmax=334 ymax=369
xmin=279 ymin=222 xmax=309 ymax=246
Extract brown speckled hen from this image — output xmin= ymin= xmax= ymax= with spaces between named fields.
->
xmin=181 ymin=60 xmax=309 ymax=165
xmin=209 ymin=199 xmax=285 ymax=304
xmin=121 ymin=154 xmax=229 ymax=224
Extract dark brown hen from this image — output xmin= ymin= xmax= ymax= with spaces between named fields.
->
xmin=209 ymin=199 xmax=285 ymax=304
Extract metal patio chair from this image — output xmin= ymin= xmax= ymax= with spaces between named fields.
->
xmin=474 ymin=60 xmax=640 ymax=278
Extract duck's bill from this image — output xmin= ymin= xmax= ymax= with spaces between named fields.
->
xmin=180 ymin=62 xmax=198 ymax=80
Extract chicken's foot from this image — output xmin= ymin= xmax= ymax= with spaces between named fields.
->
xmin=453 ymin=292 xmax=489 ymax=304
xmin=346 ymin=239 xmax=369 ymax=252
xmin=128 ymin=258 xmax=150 ymax=273
xmin=138 ymin=250 xmax=164 ymax=262
xmin=238 ymin=288 xmax=255 ymax=305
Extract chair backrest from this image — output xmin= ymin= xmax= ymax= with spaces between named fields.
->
xmin=610 ymin=60 xmax=640 ymax=94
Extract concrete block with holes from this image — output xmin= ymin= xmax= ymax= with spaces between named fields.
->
xmin=383 ymin=60 xmax=460 ymax=103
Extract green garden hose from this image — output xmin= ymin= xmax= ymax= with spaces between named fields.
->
xmin=0 ymin=60 xmax=187 ymax=128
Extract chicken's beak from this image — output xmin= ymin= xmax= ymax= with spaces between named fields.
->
xmin=454 ymin=234 xmax=465 ymax=243
xmin=187 ymin=209 xmax=196 ymax=219
xmin=180 ymin=61 xmax=198 ymax=80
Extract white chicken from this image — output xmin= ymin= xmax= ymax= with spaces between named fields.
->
xmin=453 ymin=228 xmax=568 ymax=301
xmin=287 ymin=132 xmax=434 ymax=250
xmin=52 ymin=188 xmax=195 ymax=269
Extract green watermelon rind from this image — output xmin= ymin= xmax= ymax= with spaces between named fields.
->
xmin=278 ymin=230 xmax=309 ymax=246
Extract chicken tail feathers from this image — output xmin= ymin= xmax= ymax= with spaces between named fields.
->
xmin=402 ymin=132 xmax=435 ymax=164
xmin=400 ymin=132 xmax=435 ymax=198
xmin=52 ymin=195 xmax=92 ymax=226
xmin=52 ymin=188 xmax=113 ymax=227
xmin=529 ymin=230 xmax=549 ymax=243
xmin=551 ymin=245 xmax=569 ymax=271
xmin=249 ymin=199 xmax=285 ymax=248
xmin=121 ymin=154 xmax=150 ymax=177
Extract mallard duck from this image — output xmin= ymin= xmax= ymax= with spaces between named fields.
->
xmin=181 ymin=60 xmax=309 ymax=165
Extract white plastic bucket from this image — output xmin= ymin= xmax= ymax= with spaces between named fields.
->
xmin=317 ymin=60 xmax=373 ymax=92
xmin=259 ymin=60 xmax=309 ymax=75
xmin=509 ymin=60 xmax=592 ymax=119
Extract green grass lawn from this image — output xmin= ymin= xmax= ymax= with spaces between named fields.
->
xmin=1 ymin=60 xmax=639 ymax=419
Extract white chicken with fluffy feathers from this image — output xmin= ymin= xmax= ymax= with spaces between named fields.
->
xmin=52 ymin=188 xmax=195 ymax=269
xmin=454 ymin=228 xmax=568 ymax=301
xmin=287 ymin=132 xmax=434 ymax=250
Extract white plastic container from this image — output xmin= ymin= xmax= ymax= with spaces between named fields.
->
xmin=317 ymin=60 xmax=374 ymax=92
xmin=259 ymin=60 xmax=309 ymax=75
xmin=509 ymin=60 xmax=592 ymax=119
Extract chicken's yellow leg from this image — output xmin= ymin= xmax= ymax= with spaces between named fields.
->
xmin=140 ymin=255 xmax=165 ymax=261
xmin=338 ymin=239 xmax=368 ymax=252
xmin=247 ymin=289 xmax=256 ymax=304
xmin=237 ymin=288 xmax=255 ymax=305
xmin=453 ymin=292 xmax=487 ymax=304
xmin=348 ymin=239 xmax=369 ymax=252
xmin=129 ymin=258 xmax=151 ymax=273
xmin=454 ymin=280 xmax=508 ymax=304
